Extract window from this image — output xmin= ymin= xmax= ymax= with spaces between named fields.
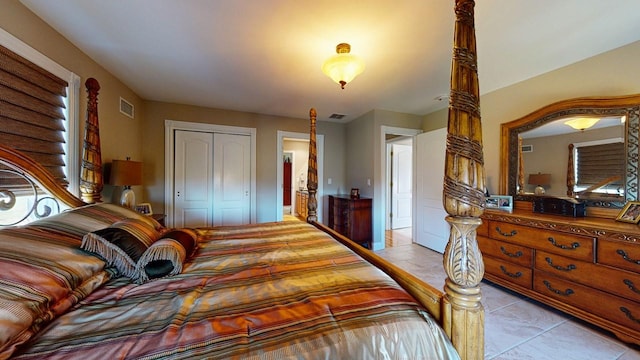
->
xmin=574 ymin=138 xmax=625 ymax=195
xmin=0 ymin=27 xmax=80 ymax=194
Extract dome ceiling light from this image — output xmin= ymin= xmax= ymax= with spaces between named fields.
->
xmin=322 ymin=43 xmax=365 ymax=89
xmin=564 ymin=117 xmax=600 ymax=131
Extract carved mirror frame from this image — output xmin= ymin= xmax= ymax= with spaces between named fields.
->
xmin=499 ymin=94 xmax=640 ymax=209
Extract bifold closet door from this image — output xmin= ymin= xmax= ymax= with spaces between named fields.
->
xmin=173 ymin=130 xmax=251 ymax=228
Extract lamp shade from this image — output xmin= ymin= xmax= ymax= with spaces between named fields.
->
xmin=528 ymin=173 xmax=551 ymax=186
xmin=564 ymin=117 xmax=599 ymax=131
xmin=110 ymin=159 xmax=142 ymax=186
xmin=322 ymin=43 xmax=365 ymax=89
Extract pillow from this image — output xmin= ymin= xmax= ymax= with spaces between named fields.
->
xmin=135 ymin=228 xmax=198 ymax=283
xmin=81 ymin=218 xmax=162 ymax=279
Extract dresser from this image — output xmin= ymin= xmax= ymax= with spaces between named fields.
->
xmin=328 ymin=195 xmax=372 ymax=249
xmin=479 ymin=209 xmax=640 ymax=344
xmin=295 ymin=191 xmax=308 ymax=219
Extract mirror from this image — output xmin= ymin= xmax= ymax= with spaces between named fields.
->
xmin=499 ymin=94 xmax=640 ymax=209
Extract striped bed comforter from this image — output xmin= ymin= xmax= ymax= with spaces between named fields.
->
xmin=13 ymin=220 xmax=459 ymax=359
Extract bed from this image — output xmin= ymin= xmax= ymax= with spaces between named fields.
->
xmin=0 ymin=1 xmax=485 ymax=359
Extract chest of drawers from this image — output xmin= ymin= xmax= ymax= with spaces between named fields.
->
xmin=479 ymin=210 xmax=640 ymax=345
xmin=328 ymin=195 xmax=372 ymax=249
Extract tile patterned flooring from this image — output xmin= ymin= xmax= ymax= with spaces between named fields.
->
xmin=377 ymin=230 xmax=640 ymax=360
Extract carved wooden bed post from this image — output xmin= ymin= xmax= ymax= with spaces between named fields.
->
xmin=442 ymin=1 xmax=485 ymax=359
xmin=306 ymin=108 xmax=318 ymax=222
xmin=79 ymin=78 xmax=103 ymax=203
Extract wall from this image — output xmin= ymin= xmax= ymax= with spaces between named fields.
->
xmin=1 ymin=1 xmax=145 ymax=203
xmin=423 ymin=40 xmax=640 ymax=196
xmin=142 ymin=101 xmax=347 ymax=223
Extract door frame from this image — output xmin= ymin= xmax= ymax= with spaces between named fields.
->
xmin=386 ymin=138 xmax=413 ymax=230
xmin=276 ymin=131 xmax=324 ymax=222
xmin=164 ymin=119 xmax=257 ymax=227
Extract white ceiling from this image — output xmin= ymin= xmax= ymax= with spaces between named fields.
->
xmin=19 ymin=0 xmax=640 ymax=122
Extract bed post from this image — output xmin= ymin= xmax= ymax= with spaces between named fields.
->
xmin=79 ymin=78 xmax=103 ymax=203
xmin=442 ymin=1 xmax=485 ymax=359
xmin=306 ymin=108 xmax=318 ymax=222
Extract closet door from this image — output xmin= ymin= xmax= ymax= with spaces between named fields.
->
xmin=174 ymin=130 xmax=214 ymax=228
xmin=212 ymin=133 xmax=251 ymax=226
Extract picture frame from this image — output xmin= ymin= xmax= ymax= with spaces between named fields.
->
xmin=135 ymin=202 xmax=153 ymax=216
xmin=350 ymin=188 xmax=360 ymax=199
xmin=616 ymin=201 xmax=640 ymax=223
xmin=485 ymin=195 xmax=513 ymax=211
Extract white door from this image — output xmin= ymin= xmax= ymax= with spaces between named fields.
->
xmin=213 ymin=133 xmax=251 ymax=226
xmin=415 ymin=128 xmax=449 ymax=253
xmin=391 ymin=143 xmax=413 ymax=229
xmin=174 ymin=130 xmax=214 ymax=228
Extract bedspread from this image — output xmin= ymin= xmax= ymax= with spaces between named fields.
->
xmin=13 ymin=221 xmax=459 ymax=359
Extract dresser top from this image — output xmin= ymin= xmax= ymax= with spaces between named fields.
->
xmin=483 ymin=209 xmax=640 ymax=244
xmin=330 ymin=194 xmax=372 ymax=200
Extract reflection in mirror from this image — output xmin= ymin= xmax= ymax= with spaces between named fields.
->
xmin=499 ymin=95 xmax=640 ymax=209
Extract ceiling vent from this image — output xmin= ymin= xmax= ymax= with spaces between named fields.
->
xmin=119 ymin=97 xmax=134 ymax=119
xmin=329 ymin=113 xmax=346 ymax=120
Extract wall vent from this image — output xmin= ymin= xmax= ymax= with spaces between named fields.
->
xmin=119 ymin=97 xmax=134 ymax=119
xmin=329 ymin=113 xmax=346 ymax=120
xmin=521 ymin=144 xmax=533 ymax=153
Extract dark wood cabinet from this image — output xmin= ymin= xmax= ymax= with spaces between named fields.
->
xmin=328 ymin=195 xmax=372 ymax=249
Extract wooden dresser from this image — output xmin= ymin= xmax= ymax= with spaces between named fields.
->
xmin=328 ymin=195 xmax=372 ymax=249
xmin=479 ymin=209 xmax=640 ymax=344
xmin=295 ymin=191 xmax=308 ymax=219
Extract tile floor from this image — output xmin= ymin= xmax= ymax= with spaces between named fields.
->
xmin=376 ymin=236 xmax=640 ymax=359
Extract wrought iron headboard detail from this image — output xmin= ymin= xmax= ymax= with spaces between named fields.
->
xmin=0 ymin=168 xmax=65 ymax=226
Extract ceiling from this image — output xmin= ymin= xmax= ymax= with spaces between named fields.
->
xmin=19 ymin=0 xmax=640 ymax=123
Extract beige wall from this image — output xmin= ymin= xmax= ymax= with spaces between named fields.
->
xmin=423 ymin=40 xmax=640 ymax=195
xmin=1 ymin=1 xmax=144 ymax=203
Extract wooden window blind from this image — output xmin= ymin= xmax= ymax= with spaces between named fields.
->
xmin=0 ymin=44 xmax=69 ymax=191
xmin=576 ymin=142 xmax=625 ymax=188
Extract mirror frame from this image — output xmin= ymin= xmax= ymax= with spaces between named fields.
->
xmin=499 ymin=94 xmax=640 ymax=209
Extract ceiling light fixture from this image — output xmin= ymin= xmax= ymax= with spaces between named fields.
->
xmin=322 ymin=43 xmax=365 ymax=89
xmin=564 ymin=117 xmax=600 ymax=131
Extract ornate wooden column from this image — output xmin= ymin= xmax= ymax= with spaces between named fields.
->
xmin=442 ymin=1 xmax=485 ymax=359
xmin=567 ymin=143 xmax=575 ymax=196
xmin=306 ymin=108 xmax=318 ymax=222
xmin=518 ymin=137 xmax=525 ymax=194
xmin=79 ymin=78 xmax=103 ymax=203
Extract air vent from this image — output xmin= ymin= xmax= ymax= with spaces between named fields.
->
xmin=521 ymin=144 xmax=533 ymax=153
xmin=119 ymin=97 xmax=134 ymax=119
xmin=329 ymin=113 xmax=346 ymax=120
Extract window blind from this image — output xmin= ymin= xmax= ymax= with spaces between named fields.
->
xmin=0 ymin=44 xmax=69 ymax=191
xmin=576 ymin=142 xmax=625 ymax=188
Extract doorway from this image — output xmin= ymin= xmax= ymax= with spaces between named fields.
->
xmin=385 ymin=136 xmax=414 ymax=247
xmin=276 ymin=131 xmax=324 ymax=223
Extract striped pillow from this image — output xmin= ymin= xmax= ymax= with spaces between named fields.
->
xmin=81 ymin=218 xmax=162 ymax=280
xmin=135 ymin=228 xmax=198 ymax=283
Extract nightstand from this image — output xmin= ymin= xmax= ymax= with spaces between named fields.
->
xmin=151 ymin=213 xmax=166 ymax=227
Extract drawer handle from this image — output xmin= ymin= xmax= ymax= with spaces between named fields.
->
xmin=623 ymin=279 xmax=640 ymax=295
xmin=616 ymin=249 xmax=640 ymax=265
xmin=547 ymin=237 xmax=580 ymax=250
xmin=620 ymin=307 xmax=640 ymax=324
xmin=495 ymin=227 xmax=517 ymax=237
xmin=545 ymin=257 xmax=577 ymax=272
xmin=543 ymin=280 xmax=574 ymax=297
xmin=500 ymin=246 xmax=523 ymax=258
xmin=499 ymin=265 xmax=522 ymax=278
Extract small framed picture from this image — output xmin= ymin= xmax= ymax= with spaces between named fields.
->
xmin=135 ymin=202 xmax=153 ymax=215
xmin=485 ymin=195 xmax=513 ymax=211
xmin=350 ymin=188 xmax=360 ymax=199
xmin=616 ymin=201 xmax=640 ymax=223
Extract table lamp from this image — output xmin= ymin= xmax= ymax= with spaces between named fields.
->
xmin=528 ymin=173 xmax=551 ymax=195
xmin=109 ymin=158 xmax=142 ymax=208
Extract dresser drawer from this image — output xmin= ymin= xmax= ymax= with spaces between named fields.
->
xmin=598 ymin=238 xmax=640 ymax=274
xmin=488 ymin=221 xmax=595 ymax=261
xmin=478 ymin=236 xmax=532 ymax=267
xmin=477 ymin=220 xmax=489 ymax=237
xmin=536 ymin=251 xmax=640 ymax=303
xmin=484 ymin=256 xmax=532 ymax=289
xmin=534 ymin=271 xmax=640 ymax=332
